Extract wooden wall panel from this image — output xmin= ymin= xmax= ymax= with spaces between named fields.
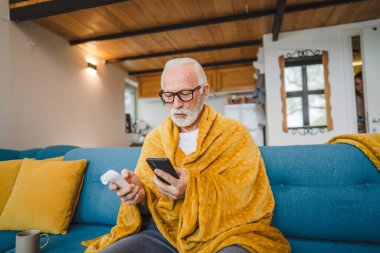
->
xmin=137 ymin=70 xmax=217 ymax=98
xmin=137 ymin=74 xmax=162 ymax=98
xmin=205 ymin=69 xmax=217 ymax=92
xmin=137 ymin=64 xmax=255 ymax=98
xmin=217 ymin=65 xmax=255 ymax=92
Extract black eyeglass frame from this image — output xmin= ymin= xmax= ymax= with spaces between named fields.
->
xmin=159 ymin=85 xmax=202 ymax=104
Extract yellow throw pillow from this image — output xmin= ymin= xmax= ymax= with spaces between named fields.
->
xmin=0 ymin=158 xmax=87 ymax=234
xmin=0 ymin=156 xmax=64 ymax=215
xmin=0 ymin=160 xmax=23 ymax=215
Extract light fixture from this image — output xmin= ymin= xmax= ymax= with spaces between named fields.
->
xmin=86 ymin=62 xmax=97 ymax=75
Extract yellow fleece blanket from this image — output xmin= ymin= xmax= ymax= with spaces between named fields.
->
xmin=83 ymin=105 xmax=290 ymax=252
xmin=327 ymin=133 xmax=380 ymax=171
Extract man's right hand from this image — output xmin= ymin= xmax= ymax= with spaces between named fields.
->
xmin=109 ymin=169 xmax=146 ymax=206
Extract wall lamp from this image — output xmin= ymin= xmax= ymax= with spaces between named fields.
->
xmin=86 ymin=62 xmax=97 ymax=75
xmin=352 ymin=61 xmax=362 ymax=67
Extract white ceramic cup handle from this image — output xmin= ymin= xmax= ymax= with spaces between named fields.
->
xmin=40 ymin=233 xmax=49 ymax=248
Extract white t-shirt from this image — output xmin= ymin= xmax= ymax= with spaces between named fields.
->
xmin=178 ymin=129 xmax=199 ymax=155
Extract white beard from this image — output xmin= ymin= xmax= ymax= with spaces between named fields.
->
xmin=170 ymin=97 xmax=204 ymax=128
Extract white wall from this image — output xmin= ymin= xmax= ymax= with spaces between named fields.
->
xmin=0 ymin=1 xmax=11 ymax=147
xmin=0 ymin=1 xmax=131 ymax=149
xmin=264 ymin=19 xmax=380 ymax=146
xmin=137 ymin=98 xmax=169 ymax=127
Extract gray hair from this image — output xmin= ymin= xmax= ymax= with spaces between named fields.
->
xmin=161 ymin=58 xmax=208 ymax=89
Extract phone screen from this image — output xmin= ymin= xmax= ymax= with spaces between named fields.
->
xmin=146 ymin=158 xmax=179 ymax=184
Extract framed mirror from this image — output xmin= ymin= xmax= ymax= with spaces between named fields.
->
xmin=279 ymin=50 xmax=333 ymax=134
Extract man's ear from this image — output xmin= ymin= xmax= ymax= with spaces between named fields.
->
xmin=202 ymin=84 xmax=210 ymax=100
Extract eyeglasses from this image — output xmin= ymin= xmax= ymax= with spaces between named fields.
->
xmin=159 ymin=85 xmax=201 ymax=104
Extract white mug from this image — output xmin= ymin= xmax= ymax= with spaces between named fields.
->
xmin=15 ymin=230 xmax=49 ymax=253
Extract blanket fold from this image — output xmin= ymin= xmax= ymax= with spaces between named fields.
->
xmin=83 ymin=105 xmax=290 ymax=253
xmin=327 ymin=133 xmax=380 ymax=171
xmin=82 ymin=203 xmax=141 ymax=252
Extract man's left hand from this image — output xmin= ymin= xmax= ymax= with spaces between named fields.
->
xmin=154 ymin=167 xmax=187 ymax=200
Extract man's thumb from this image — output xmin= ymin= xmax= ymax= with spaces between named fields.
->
xmin=121 ymin=169 xmax=130 ymax=179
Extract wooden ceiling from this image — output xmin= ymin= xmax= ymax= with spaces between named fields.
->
xmin=9 ymin=0 xmax=380 ymax=76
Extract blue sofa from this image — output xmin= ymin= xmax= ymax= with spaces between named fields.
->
xmin=0 ymin=145 xmax=78 ymax=161
xmin=1 ymin=144 xmax=379 ymax=253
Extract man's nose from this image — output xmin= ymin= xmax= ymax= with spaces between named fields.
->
xmin=173 ymin=95 xmax=183 ymax=108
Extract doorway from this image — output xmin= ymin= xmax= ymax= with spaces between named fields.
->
xmin=351 ymin=36 xmax=366 ymax=133
xmin=361 ymin=26 xmax=380 ymax=134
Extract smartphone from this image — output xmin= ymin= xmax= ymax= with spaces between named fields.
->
xmin=146 ymin=158 xmax=179 ymax=185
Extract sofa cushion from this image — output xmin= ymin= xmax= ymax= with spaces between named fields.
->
xmin=0 ymin=149 xmax=41 ymax=160
xmin=0 ymin=230 xmax=18 ymax=253
xmin=0 ymin=159 xmax=87 ymax=234
xmin=0 ymin=145 xmax=78 ymax=161
xmin=0 ymin=149 xmax=20 ymax=161
xmin=288 ymin=237 xmax=380 ymax=253
xmin=64 ymin=147 xmax=142 ymax=225
xmin=4 ymin=224 xmax=112 ymax=253
xmin=34 ymin=145 xmax=78 ymax=160
xmin=17 ymin=149 xmax=41 ymax=159
xmin=260 ymin=144 xmax=380 ymax=244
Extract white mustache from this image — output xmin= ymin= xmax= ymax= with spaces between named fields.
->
xmin=171 ymin=109 xmax=191 ymax=116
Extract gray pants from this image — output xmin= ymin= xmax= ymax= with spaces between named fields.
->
xmin=100 ymin=216 xmax=249 ymax=253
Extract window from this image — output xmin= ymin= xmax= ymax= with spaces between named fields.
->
xmin=279 ymin=50 xmax=333 ymax=134
xmin=125 ymin=85 xmax=137 ymax=133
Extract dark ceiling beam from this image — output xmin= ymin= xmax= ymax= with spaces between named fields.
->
xmin=128 ymin=58 xmax=256 ymax=76
xmin=272 ymin=0 xmax=287 ymax=41
xmin=286 ymin=0 xmax=363 ymax=13
xmin=70 ymin=8 xmax=274 ymax=45
xmin=106 ymin=39 xmax=262 ymax=63
xmin=9 ymin=0 xmax=130 ymax=22
xmin=9 ymin=0 xmax=26 ymax=4
xmin=69 ymin=0 xmax=364 ymax=45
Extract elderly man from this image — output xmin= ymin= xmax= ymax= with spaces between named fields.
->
xmin=83 ymin=58 xmax=290 ymax=253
